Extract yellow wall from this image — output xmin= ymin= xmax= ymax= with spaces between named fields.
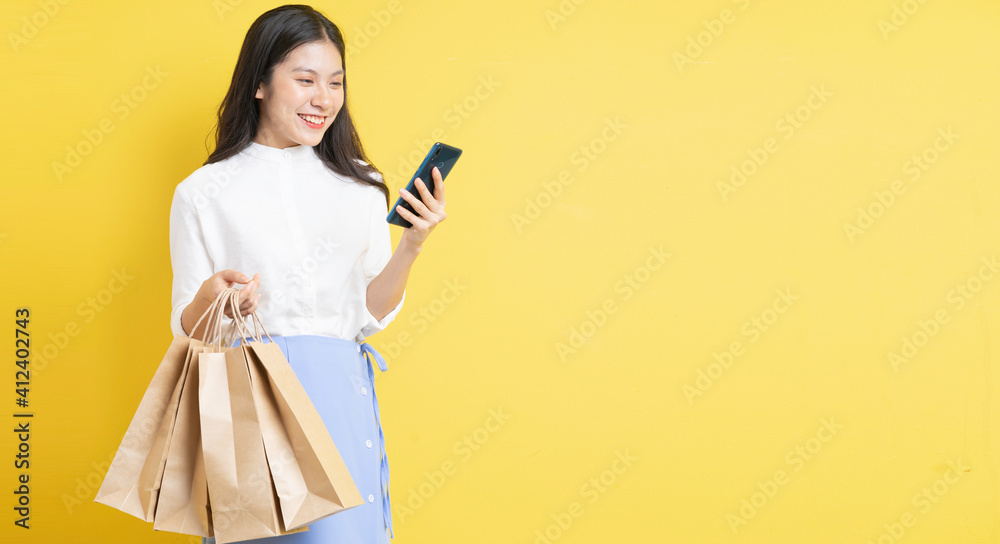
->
xmin=2 ymin=0 xmax=999 ymax=542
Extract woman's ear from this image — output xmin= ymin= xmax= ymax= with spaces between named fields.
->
xmin=255 ymin=82 xmax=265 ymax=100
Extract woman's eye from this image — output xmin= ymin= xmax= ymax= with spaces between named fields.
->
xmin=332 ymin=81 xmax=342 ymax=87
xmin=298 ymin=79 xmax=313 ymax=84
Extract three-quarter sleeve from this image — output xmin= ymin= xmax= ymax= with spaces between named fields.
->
xmin=359 ymin=185 xmax=405 ymax=339
xmin=168 ymin=185 xmax=215 ymax=337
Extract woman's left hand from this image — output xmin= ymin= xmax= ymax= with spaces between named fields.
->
xmin=396 ymin=165 xmax=447 ymax=249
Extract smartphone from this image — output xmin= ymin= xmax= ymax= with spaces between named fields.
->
xmin=386 ymin=142 xmax=462 ymax=228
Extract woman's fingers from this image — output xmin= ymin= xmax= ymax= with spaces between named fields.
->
xmin=234 ymin=292 xmax=260 ymax=317
xmin=398 ymin=169 xmax=450 ymax=248
xmin=245 ymin=293 xmax=261 ymax=315
xmin=237 ymin=273 xmax=260 ymax=304
xmin=222 ymin=297 xmax=258 ymax=320
xmin=401 ymin=180 xmax=446 ymax=223
xmin=244 ymin=278 xmax=257 ymax=302
xmin=239 ymin=292 xmax=258 ymax=311
xmin=401 ymin=184 xmax=434 ymax=218
xmin=414 ymin=171 xmax=445 ymax=214
xmin=432 ymin=167 xmax=446 ymax=207
xmin=217 ymin=274 xmax=260 ymax=320
xmin=202 ymin=270 xmax=260 ymax=323
xmin=395 ymin=204 xmax=429 ymax=230
xmin=218 ymin=268 xmax=251 ymax=286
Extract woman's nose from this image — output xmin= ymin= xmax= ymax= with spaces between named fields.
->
xmin=313 ymin=86 xmax=333 ymax=109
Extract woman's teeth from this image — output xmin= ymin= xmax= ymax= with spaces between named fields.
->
xmin=298 ymin=114 xmax=324 ymax=125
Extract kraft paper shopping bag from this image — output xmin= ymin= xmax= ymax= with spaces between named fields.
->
xmin=95 ymin=288 xmax=226 ymax=521
xmin=152 ymin=342 xmax=213 ymax=537
xmin=199 ymin=290 xmax=306 ymax=543
xmin=94 ymin=335 xmax=199 ymax=520
xmin=248 ymin=337 xmax=364 ymax=530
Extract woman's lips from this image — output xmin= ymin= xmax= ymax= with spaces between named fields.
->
xmin=297 ymin=113 xmax=325 ymax=128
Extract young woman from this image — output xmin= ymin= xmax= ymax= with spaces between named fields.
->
xmin=169 ymin=5 xmax=446 ymax=542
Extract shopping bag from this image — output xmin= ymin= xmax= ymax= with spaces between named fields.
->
xmin=152 ymin=341 xmax=213 ymax=536
xmin=99 ymin=287 xmax=361 ymax=542
xmin=199 ymin=290 xmax=305 ymax=543
xmin=94 ymin=334 xmax=200 ymax=520
xmin=94 ymin=289 xmax=228 ymax=521
xmin=150 ymin=289 xmax=236 ymax=537
xmin=247 ymin=337 xmax=364 ymax=531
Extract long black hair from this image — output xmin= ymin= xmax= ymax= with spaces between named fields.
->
xmin=204 ymin=4 xmax=389 ymax=207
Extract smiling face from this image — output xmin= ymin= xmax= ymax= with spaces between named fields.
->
xmin=253 ymin=39 xmax=345 ymax=149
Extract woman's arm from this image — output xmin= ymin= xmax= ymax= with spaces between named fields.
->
xmin=366 ymin=237 xmax=420 ymax=321
xmin=365 ymin=166 xmax=447 ymax=320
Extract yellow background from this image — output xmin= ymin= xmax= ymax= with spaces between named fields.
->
xmin=2 ymin=0 xmax=1000 ymax=542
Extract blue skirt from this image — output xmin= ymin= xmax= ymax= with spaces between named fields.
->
xmin=203 ymin=335 xmax=392 ymax=544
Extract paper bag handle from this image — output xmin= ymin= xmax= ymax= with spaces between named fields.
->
xmin=221 ymin=288 xmax=275 ymax=346
xmin=187 ymin=288 xmax=231 ymax=343
xmin=188 ymin=287 xmax=276 ymax=348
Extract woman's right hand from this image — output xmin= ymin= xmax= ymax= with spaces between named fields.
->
xmin=198 ymin=269 xmax=261 ymax=319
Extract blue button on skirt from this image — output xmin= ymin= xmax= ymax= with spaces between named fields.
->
xmin=202 ymin=334 xmax=392 ymax=544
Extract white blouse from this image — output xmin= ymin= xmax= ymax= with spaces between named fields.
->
xmin=169 ymin=141 xmax=405 ymax=343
